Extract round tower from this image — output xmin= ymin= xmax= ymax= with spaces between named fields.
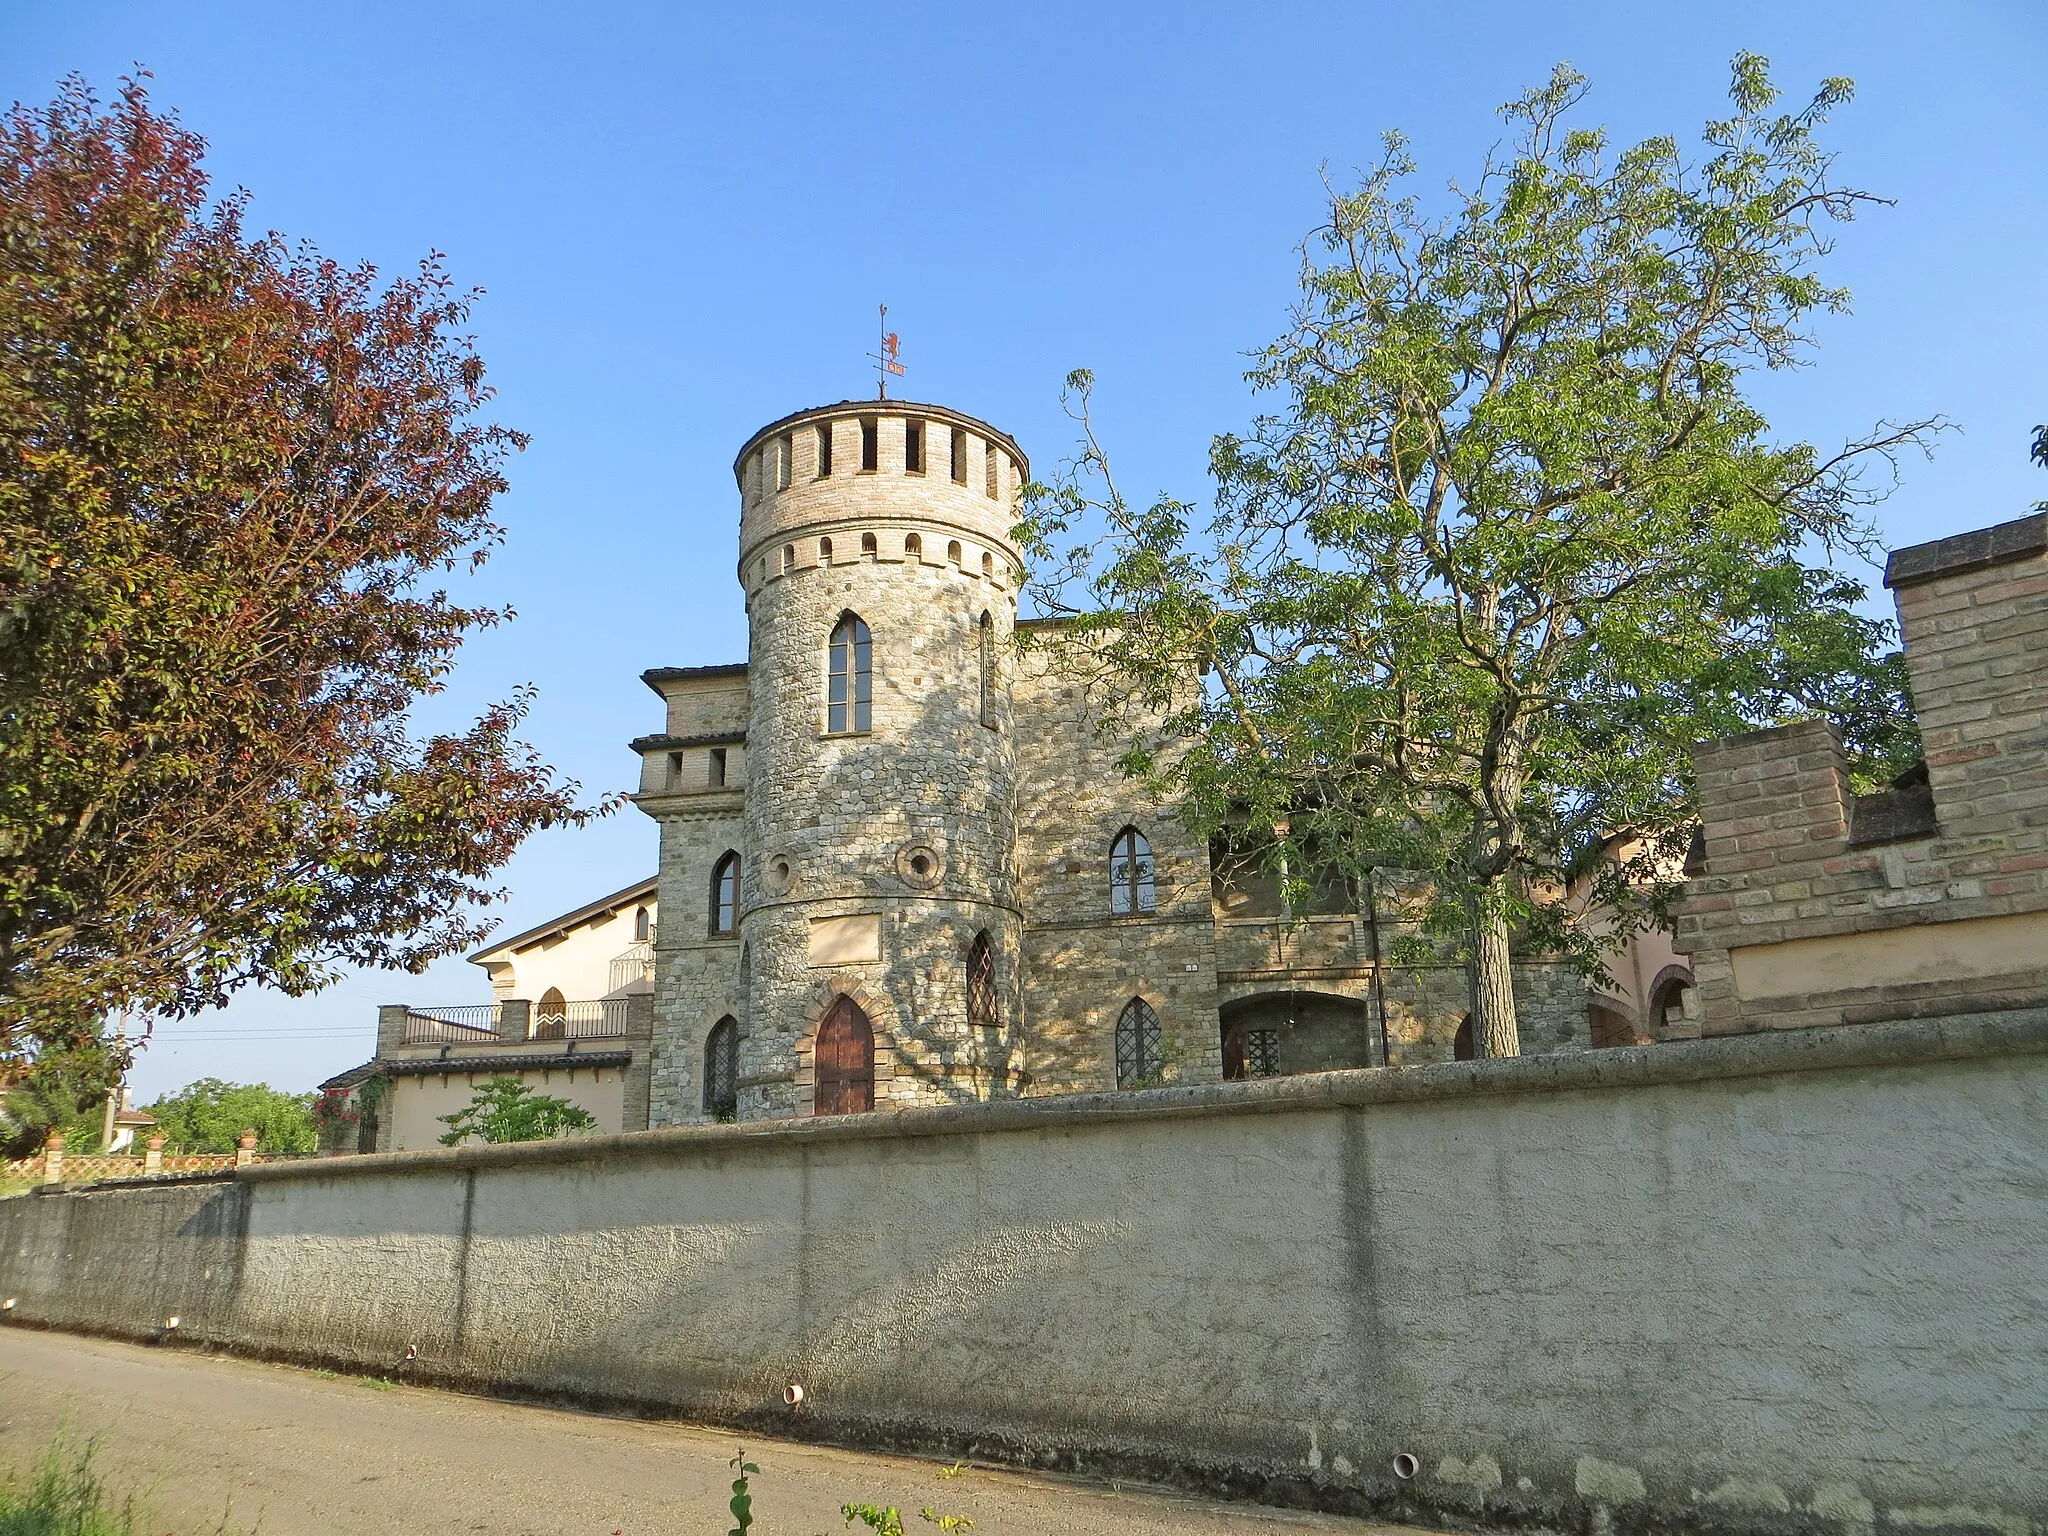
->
xmin=731 ymin=402 xmax=1027 ymax=1115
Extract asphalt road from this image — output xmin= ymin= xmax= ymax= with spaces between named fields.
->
xmin=0 ymin=1329 xmax=1428 ymax=1536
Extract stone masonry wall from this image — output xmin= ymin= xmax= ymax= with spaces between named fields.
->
xmin=1011 ymin=628 xmax=1221 ymax=1094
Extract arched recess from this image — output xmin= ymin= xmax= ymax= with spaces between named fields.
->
xmin=1588 ymin=1000 xmax=1637 ymax=1049
xmin=1453 ymin=1014 xmax=1476 ymax=1061
xmin=535 ymin=987 xmax=567 ymax=1041
xmin=977 ymin=611 xmax=995 ymax=728
xmin=1645 ymin=964 xmax=1697 ymax=1036
xmin=814 ymin=995 xmax=875 ymax=1115
xmin=1220 ymin=990 xmax=1370 ymax=1078
xmin=703 ymin=1016 xmax=739 ymax=1120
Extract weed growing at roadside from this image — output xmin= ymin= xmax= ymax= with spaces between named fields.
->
xmin=359 ymin=1375 xmax=396 ymax=1390
xmin=0 ymin=1435 xmax=245 ymax=1535
xmin=840 ymin=1503 xmax=973 ymax=1534
xmin=727 ymin=1448 xmax=759 ymax=1536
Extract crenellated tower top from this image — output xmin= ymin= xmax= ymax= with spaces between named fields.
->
xmin=732 ymin=401 xmax=1028 ymax=595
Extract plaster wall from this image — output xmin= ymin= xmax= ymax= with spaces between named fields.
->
xmin=471 ymin=901 xmax=658 ymax=1006
xmin=5 ymin=1012 xmax=2042 ymax=1536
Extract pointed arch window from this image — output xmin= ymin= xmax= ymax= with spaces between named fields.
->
xmin=704 ymin=1016 xmax=739 ymax=1120
xmin=828 ymin=613 xmax=872 ymax=733
xmin=710 ymin=850 xmax=740 ymax=936
xmin=966 ymin=932 xmax=998 ymax=1028
xmin=977 ymin=611 xmax=995 ymax=728
xmin=1114 ymin=998 xmax=1162 ymax=1088
xmin=1109 ymin=826 xmax=1156 ymax=916
xmin=535 ymin=987 xmax=567 ymax=1041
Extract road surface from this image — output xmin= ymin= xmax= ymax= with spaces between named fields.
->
xmin=0 ymin=1329 xmax=1429 ymax=1536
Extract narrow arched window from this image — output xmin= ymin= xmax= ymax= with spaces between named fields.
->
xmin=1109 ymin=827 xmax=1156 ymax=915
xmin=946 ymin=539 xmax=963 ymax=565
xmin=827 ymin=613 xmax=872 ymax=733
xmin=634 ymin=906 xmax=650 ymax=942
xmin=1114 ymin=997 xmax=1162 ymax=1088
xmin=710 ymin=850 xmax=740 ymax=936
xmin=966 ymin=932 xmax=998 ymax=1028
xmin=704 ymin=1016 xmax=739 ymax=1119
xmin=819 ymin=536 xmax=833 ymax=564
xmin=978 ymin=611 xmax=995 ymax=728
xmin=905 ymin=532 xmax=922 ymax=558
xmin=860 ymin=531 xmax=877 ymax=556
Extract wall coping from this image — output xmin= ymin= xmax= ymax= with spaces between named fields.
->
xmin=224 ymin=1009 xmax=2048 ymax=1186
xmin=1883 ymin=511 xmax=2047 ymax=590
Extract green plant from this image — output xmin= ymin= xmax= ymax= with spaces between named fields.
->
xmin=841 ymin=1504 xmax=973 ymax=1534
xmin=0 ymin=1433 xmax=245 ymax=1535
xmin=437 ymin=1076 xmax=596 ymax=1146
xmin=144 ymin=1078 xmax=317 ymax=1155
xmin=358 ymin=1375 xmax=396 ymax=1391
xmin=727 ymin=1448 xmax=759 ymax=1536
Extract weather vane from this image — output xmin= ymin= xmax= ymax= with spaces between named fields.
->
xmin=870 ymin=303 xmax=905 ymax=399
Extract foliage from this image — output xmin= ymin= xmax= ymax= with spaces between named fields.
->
xmin=0 ymin=1433 xmax=245 ymax=1535
xmin=310 ymin=1085 xmax=358 ymax=1134
xmin=841 ymin=1504 xmax=973 ymax=1534
xmin=0 ymin=76 xmax=607 ymax=1057
xmin=726 ymin=1448 xmax=759 ymax=1536
xmin=143 ymin=1077 xmax=316 ymax=1154
xmin=436 ymin=1076 xmax=595 ymax=1146
xmin=0 ymin=1043 xmax=118 ymax=1158
xmin=1020 ymin=54 xmax=1937 ymax=1054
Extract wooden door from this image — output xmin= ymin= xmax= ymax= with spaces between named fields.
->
xmin=813 ymin=996 xmax=873 ymax=1115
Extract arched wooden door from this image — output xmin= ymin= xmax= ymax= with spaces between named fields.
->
xmin=813 ymin=996 xmax=874 ymax=1115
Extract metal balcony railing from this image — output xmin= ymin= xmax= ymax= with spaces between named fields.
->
xmin=402 ymin=1005 xmax=503 ymax=1046
xmin=609 ymin=942 xmax=655 ymax=995
xmin=528 ymin=998 xmax=634 ymax=1040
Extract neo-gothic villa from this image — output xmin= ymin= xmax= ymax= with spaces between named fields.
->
xmin=346 ymin=397 xmax=1692 ymax=1149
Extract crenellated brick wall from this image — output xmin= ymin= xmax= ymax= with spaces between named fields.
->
xmin=1674 ymin=512 xmax=2048 ymax=1033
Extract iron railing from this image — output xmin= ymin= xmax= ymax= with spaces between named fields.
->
xmin=608 ymin=942 xmax=655 ymax=995
xmin=528 ymin=998 xmax=634 ymax=1040
xmin=402 ymin=1005 xmax=503 ymax=1046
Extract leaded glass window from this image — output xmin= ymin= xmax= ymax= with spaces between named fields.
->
xmin=828 ymin=613 xmax=872 ymax=733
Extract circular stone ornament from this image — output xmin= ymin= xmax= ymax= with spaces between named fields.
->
xmin=896 ymin=843 xmax=944 ymax=889
xmin=762 ymin=853 xmax=797 ymax=897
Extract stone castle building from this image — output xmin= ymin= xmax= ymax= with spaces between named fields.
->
xmin=627 ymin=399 xmax=1604 ymax=1126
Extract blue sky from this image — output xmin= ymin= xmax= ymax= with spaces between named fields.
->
xmin=7 ymin=0 xmax=2043 ymax=1099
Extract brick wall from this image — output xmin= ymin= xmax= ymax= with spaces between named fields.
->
xmin=1674 ymin=513 xmax=2048 ymax=1033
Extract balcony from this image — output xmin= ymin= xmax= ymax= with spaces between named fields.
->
xmin=402 ymin=1005 xmax=505 ymax=1046
xmin=530 ymin=998 xmax=636 ymax=1041
xmin=392 ymin=997 xmax=641 ymax=1049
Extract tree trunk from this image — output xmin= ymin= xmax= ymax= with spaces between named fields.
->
xmin=1473 ymin=901 xmax=1521 ymax=1058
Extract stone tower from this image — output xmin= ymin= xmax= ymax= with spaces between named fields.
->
xmin=727 ymin=401 xmax=1029 ymax=1114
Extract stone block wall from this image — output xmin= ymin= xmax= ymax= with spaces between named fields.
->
xmin=1675 ymin=513 xmax=2048 ymax=1033
xmin=1011 ymin=628 xmax=1221 ymax=1093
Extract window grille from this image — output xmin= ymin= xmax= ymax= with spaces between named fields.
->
xmin=710 ymin=850 xmax=740 ymax=936
xmin=966 ymin=933 xmax=998 ymax=1028
xmin=704 ymin=1016 xmax=738 ymax=1120
xmin=1114 ymin=997 xmax=1162 ymax=1088
xmin=827 ymin=613 xmax=872 ymax=733
xmin=1109 ymin=827 xmax=1156 ymax=915
xmin=1245 ymin=1028 xmax=1280 ymax=1077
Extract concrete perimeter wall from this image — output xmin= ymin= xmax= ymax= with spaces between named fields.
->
xmin=3 ymin=1012 xmax=2044 ymax=1536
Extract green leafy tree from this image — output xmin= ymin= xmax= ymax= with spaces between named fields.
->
xmin=437 ymin=1077 xmax=595 ymax=1146
xmin=144 ymin=1077 xmax=316 ymax=1154
xmin=0 ymin=77 xmax=606 ymax=1059
xmin=0 ymin=1043 xmax=118 ymax=1157
xmin=1021 ymin=56 xmax=1937 ymax=1056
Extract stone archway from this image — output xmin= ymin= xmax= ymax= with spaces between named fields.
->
xmin=1218 ymin=991 xmax=1373 ymax=1078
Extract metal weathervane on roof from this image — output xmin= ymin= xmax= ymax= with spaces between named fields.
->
xmin=870 ymin=303 xmax=905 ymax=399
